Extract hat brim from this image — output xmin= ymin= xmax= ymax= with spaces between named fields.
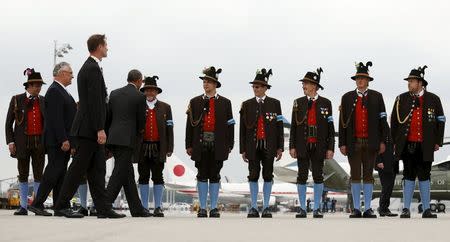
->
xmin=23 ymin=79 xmax=46 ymax=86
xmin=199 ymin=76 xmax=221 ymax=88
xmin=299 ymin=78 xmax=324 ymax=90
xmin=140 ymin=85 xmax=162 ymax=93
xmin=404 ymin=76 xmax=428 ymax=86
xmin=351 ymin=74 xmax=374 ymax=81
xmin=249 ymin=80 xmax=271 ymax=89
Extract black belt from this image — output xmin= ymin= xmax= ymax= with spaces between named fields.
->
xmin=202 ymin=132 xmax=215 ymax=151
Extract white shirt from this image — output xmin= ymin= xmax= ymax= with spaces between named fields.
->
xmin=417 ymin=88 xmax=425 ymax=97
xmin=204 ymin=93 xmax=218 ymax=99
xmin=307 ymin=93 xmax=319 ymax=101
xmin=147 ymin=98 xmax=157 ymax=109
xmin=255 ymin=95 xmax=266 ymax=103
xmin=356 ymin=88 xmax=369 ymax=97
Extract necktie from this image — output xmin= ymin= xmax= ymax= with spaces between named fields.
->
xmin=308 ymin=98 xmax=314 ymax=110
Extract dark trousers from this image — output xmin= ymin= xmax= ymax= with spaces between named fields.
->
xmin=106 ymin=145 xmax=143 ymax=214
xmin=195 ymin=149 xmax=223 ymax=183
xmin=248 ymin=148 xmax=274 ymax=182
xmin=348 ymin=138 xmax=377 ymax=183
xmin=402 ymin=142 xmax=431 ymax=181
xmin=32 ymin=146 xmax=70 ymax=208
xmin=54 ymin=138 xmax=110 ymax=214
xmin=17 ymin=136 xmax=45 ymax=182
xmin=376 ymin=142 xmax=395 ymax=211
xmin=138 ymin=155 xmax=165 ymax=185
xmin=297 ymin=144 xmax=324 ymax=184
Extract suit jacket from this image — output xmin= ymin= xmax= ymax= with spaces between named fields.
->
xmin=136 ymin=100 xmax=174 ymax=163
xmin=5 ymin=92 xmax=45 ymax=159
xmin=289 ymin=96 xmax=335 ymax=158
xmin=185 ymin=94 xmax=234 ymax=161
xmin=390 ymin=90 xmax=445 ymax=162
xmin=338 ymin=89 xmax=388 ymax=156
xmin=44 ymin=81 xmax=77 ymax=147
xmin=71 ymin=57 xmax=107 ymax=140
xmin=239 ymin=96 xmax=284 ymax=160
xmin=106 ymin=83 xmax=146 ymax=148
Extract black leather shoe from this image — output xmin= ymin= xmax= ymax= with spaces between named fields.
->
xmin=153 ymin=207 xmax=164 ymax=217
xmin=363 ymin=208 xmax=377 ymax=218
xmin=422 ymin=209 xmax=437 ymax=218
xmin=97 ymin=209 xmax=126 ymax=219
xmin=379 ymin=209 xmax=398 ymax=217
xmin=28 ymin=205 xmax=52 ymax=216
xmin=55 ymin=208 xmax=84 ymax=218
xmin=76 ymin=207 xmax=88 ymax=216
xmin=400 ymin=208 xmax=411 ymax=218
xmin=89 ymin=207 xmax=98 ymax=217
xmin=197 ymin=208 xmax=207 ymax=218
xmin=13 ymin=207 xmax=28 ymax=216
xmin=313 ymin=209 xmax=323 ymax=218
xmin=261 ymin=208 xmax=272 ymax=218
xmin=132 ymin=208 xmax=152 ymax=217
xmin=247 ymin=207 xmax=260 ymax=218
xmin=349 ymin=209 xmax=362 ymax=218
xmin=209 ymin=208 xmax=220 ymax=218
xmin=295 ymin=208 xmax=307 ymax=218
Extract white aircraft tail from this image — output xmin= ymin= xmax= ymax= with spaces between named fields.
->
xmin=165 ymin=155 xmax=197 ymax=186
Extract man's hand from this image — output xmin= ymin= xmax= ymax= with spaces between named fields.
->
xmin=61 ymin=140 xmax=70 ymax=152
xmin=186 ymin=148 xmax=193 ymax=156
xmin=434 ymin=144 xmax=440 ymax=151
xmin=276 ymin=149 xmax=283 ymax=161
xmin=8 ymin=143 xmax=16 ymax=156
xmin=377 ymin=163 xmax=384 ymax=169
xmin=242 ymin=152 xmax=249 ymax=163
xmin=289 ymin=149 xmax=297 ymax=159
xmin=339 ymin=146 xmax=347 ymax=156
xmin=379 ymin=142 xmax=386 ymax=154
xmin=326 ymin=150 xmax=334 ymax=160
xmin=97 ymin=130 xmax=107 ymax=145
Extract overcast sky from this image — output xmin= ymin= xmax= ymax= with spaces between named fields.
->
xmin=0 ymin=0 xmax=449 ymax=181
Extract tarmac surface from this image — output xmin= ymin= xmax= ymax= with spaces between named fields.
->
xmin=0 ymin=210 xmax=449 ymax=242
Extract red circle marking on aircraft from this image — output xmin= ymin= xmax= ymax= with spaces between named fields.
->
xmin=173 ymin=165 xmax=185 ymax=177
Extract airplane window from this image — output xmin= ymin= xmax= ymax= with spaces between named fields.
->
xmin=437 ymin=161 xmax=450 ymax=171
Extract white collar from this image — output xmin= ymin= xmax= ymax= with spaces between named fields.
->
xmin=147 ymin=98 xmax=157 ymax=109
xmin=128 ymin=82 xmax=137 ymax=89
xmin=306 ymin=93 xmax=319 ymax=101
xmin=255 ymin=95 xmax=266 ymax=102
xmin=417 ymin=88 xmax=425 ymax=97
xmin=90 ymin=55 xmax=101 ymax=63
xmin=204 ymin=93 xmax=218 ymax=99
xmin=26 ymin=91 xmax=32 ymax=98
xmin=55 ymin=80 xmax=67 ymax=90
xmin=356 ymin=88 xmax=369 ymax=97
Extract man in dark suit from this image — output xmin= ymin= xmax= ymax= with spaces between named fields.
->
xmin=28 ymin=62 xmax=77 ymax=216
xmin=339 ymin=62 xmax=388 ymax=218
xmin=240 ymin=68 xmax=284 ymax=218
xmin=391 ymin=66 xmax=445 ymax=218
xmin=54 ymin=34 xmax=124 ymax=218
xmin=5 ymin=68 xmax=46 ymax=215
xmin=185 ymin=66 xmax=235 ymax=218
xmin=105 ymin=69 xmax=151 ymax=217
xmin=289 ymin=68 xmax=335 ymax=219
xmin=137 ymin=75 xmax=174 ymax=217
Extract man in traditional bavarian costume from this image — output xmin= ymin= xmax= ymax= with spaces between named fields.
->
xmin=391 ymin=66 xmax=445 ymax=218
xmin=5 ymin=68 xmax=46 ymax=215
xmin=289 ymin=68 xmax=335 ymax=218
xmin=240 ymin=68 xmax=284 ymax=218
xmin=185 ymin=66 xmax=235 ymax=218
xmin=339 ymin=62 xmax=388 ymax=218
xmin=137 ymin=75 xmax=174 ymax=217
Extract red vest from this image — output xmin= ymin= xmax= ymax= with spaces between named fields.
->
xmin=144 ymin=109 xmax=159 ymax=141
xmin=355 ymin=96 xmax=369 ymax=138
xmin=203 ymin=98 xmax=215 ymax=132
xmin=408 ymin=96 xmax=423 ymax=142
xmin=256 ymin=115 xmax=266 ymax=140
xmin=307 ymin=101 xmax=317 ymax=143
xmin=26 ymin=98 xmax=43 ymax=136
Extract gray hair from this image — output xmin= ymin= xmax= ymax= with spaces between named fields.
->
xmin=53 ymin=62 xmax=71 ymax=77
xmin=127 ymin=69 xmax=142 ymax=82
